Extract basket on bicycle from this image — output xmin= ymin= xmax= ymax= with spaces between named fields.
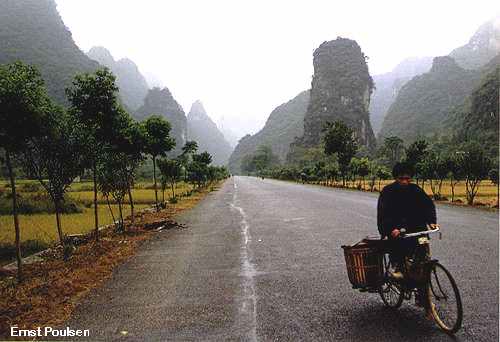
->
xmin=341 ymin=238 xmax=385 ymax=289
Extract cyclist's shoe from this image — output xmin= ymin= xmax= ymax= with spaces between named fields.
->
xmin=389 ymin=264 xmax=404 ymax=280
xmin=389 ymin=271 xmax=404 ymax=280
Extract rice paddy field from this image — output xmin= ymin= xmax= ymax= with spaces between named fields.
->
xmin=333 ymin=179 xmax=499 ymax=206
xmin=0 ymin=180 xmax=193 ymax=245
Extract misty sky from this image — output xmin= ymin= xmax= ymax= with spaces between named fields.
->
xmin=55 ymin=0 xmax=499 ymax=139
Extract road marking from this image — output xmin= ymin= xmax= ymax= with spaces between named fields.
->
xmin=230 ymin=179 xmax=258 ymax=342
xmin=284 ymin=217 xmax=305 ymax=222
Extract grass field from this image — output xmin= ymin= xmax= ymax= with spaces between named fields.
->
xmin=336 ymin=179 xmax=498 ymax=205
xmin=0 ymin=181 xmax=193 ymax=244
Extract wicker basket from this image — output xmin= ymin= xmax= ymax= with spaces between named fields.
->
xmin=342 ymin=240 xmax=384 ymax=289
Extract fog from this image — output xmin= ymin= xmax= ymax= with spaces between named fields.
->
xmin=55 ymin=0 xmax=499 ymax=140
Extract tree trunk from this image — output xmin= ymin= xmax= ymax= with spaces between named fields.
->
xmin=450 ymin=179 xmax=455 ymax=202
xmin=93 ymin=161 xmax=99 ymax=241
xmin=128 ymin=185 xmax=134 ymax=225
xmin=106 ymin=196 xmax=116 ymax=227
xmin=171 ymin=181 xmax=175 ymax=198
xmin=153 ymin=156 xmax=159 ymax=211
xmin=54 ymin=199 xmax=65 ymax=247
xmin=118 ymin=200 xmax=124 ymax=231
xmin=6 ymin=151 xmax=22 ymax=283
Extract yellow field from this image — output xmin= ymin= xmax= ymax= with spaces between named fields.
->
xmin=0 ymin=181 xmax=194 ymax=244
xmin=336 ymin=179 xmax=498 ymax=205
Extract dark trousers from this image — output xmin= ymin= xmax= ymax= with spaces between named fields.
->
xmin=388 ymin=237 xmax=418 ymax=266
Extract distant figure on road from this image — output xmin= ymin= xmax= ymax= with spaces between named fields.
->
xmin=377 ymin=162 xmax=437 ymax=280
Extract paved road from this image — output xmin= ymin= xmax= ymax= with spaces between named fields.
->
xmin=66 ymin=176 xmax=498 ymax=341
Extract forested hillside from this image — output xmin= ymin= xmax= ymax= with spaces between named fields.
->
xmin=228 ymin=90 xmax=309 ymax=173
xmin=378 ymin=56 xmax=481 ymax=142
xmin=0 ymin=0 xmax=99 ymax=104
xmin=135 ymin=87 xmax=187 ymax=156
xmin=370 ymin=57 xmax=432 ymax=134
xmin=187 ymin=101 xmax=233 ymax=165
xmin=87 ymin=47 xmax=149 ymax=110
xmin=452 ymin=54 xmax=500 ymax=157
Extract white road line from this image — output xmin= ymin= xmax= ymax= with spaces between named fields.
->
xmin=230 ymin=179 xmax=258 ymax=342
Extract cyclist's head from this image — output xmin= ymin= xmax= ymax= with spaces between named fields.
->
xmin=392 ymin=162 xmax=414 ymax=185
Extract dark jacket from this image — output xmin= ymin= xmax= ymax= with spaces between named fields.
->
xmin=377 ymin=182 xmax=436 ymax=238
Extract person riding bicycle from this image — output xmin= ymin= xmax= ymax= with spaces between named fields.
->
xmin=377 ymin=162 xmax=438 ymax=280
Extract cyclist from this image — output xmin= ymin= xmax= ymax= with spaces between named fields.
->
xmin=377 ymin=162 xmax=438 ymax=280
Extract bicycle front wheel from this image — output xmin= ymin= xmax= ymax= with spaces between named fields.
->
xmin=426 ymin=262 xmax=463 ymax=334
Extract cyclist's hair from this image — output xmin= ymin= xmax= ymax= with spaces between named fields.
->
xmin=392 ymin=162 xmax=415 ymax=178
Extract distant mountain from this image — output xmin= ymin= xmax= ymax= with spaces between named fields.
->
xmin=217 ymin=117 xmax=240 ymax=148
xmin=298 ymin=38 xmax=375 ymax=150
xmin=450 ymin=17 xmax=500 ymax=70
xmin=87 ymin=46 xmax=149 ymax=110
xmin=187 ymin=101 xmax=233 ymax=165
xmin=370 ymin=57 xmax=433 ymax=134
xmin=228 ymin=90 xmax=310 ymax=173
xmin=0 ymin=0 xmax=99 ymax=104
xmin=135 ymin=87 xmax=187 ymax=156
xmin=378 ymin=56 xmax=481 ymax=142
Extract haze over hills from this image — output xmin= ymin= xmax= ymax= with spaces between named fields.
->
xmin=0 ymin=0 xmax=99 ymax=104
xmin=450 ymin=16 xmax=500 ymax=69
xmin=369 ymin=57 xmax=433 ymax=134
xmin=228 ymin=90 xmax=310 ymax=173
xmin=135 ymin=87 xmax=188 ymax=156
xmin=187 ymin=101 xmax=233 ymax=165
xmin=87 ymin=46 xmax=149 ymax=111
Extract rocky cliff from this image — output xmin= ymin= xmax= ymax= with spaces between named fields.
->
xmin=187 ymin=101 xmax=233 ymax=165
xmin=0 ymin=0 xmax=99 ymax=104
xmin=228 ymin=90 xmax=310 ymax=173
xmin=299 ymin=38 xmax=376 ymax=149
xmin=87 ymin=46 xmax=149 ymax=110
xmin=135 ymin=87 xmax=187 ymax=156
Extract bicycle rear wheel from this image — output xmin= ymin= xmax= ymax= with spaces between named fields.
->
xmin=379 ymin=255 xmax=404 ymax=308
xmin=426 ymin=262 xmax=463 ymax=334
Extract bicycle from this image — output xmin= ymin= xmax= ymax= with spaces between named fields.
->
xmin=378 ymin=226 xmax=463 ymax=334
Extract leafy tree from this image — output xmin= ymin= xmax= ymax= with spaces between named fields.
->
xmin=0 ymin=62 xmax=49 ymax=281
xmin=182 ymin=141 xmax=199 ymax=156
xmin=66 ymin=68 xmax=123 ymax=241
xmin=376 ymin=166 xmax=392 ymax=191
xmin=381 ymin=136 xmax=405 ymax=167
xmin=23 ymin=105 xmax=88 ymax=250
xmin=143 ymin=115 xmax=176 ymax=211
xmin=446 ymin=153 xmax=465 ymax=202
xmin=404 ymin=139 xmax=429 ymax=185
xmin=459 ymin=144 xmax=492 ymax=205
xmin=323 ymin=121 xmax=358 ymax=186
xmin=241 ymin=145 xmax=279 ymax=175
xmin=158 ymin=158 xmax=183 ymax=200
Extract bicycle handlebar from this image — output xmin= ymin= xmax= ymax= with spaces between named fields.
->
xmin=400 ymin=226 xmax=440 ymax=238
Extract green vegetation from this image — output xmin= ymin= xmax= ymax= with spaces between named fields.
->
xmin=0 ymin=61 xmax=230 ymax=282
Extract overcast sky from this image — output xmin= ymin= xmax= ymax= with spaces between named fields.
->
xmin=55 ymin=0 xmax=499 ymax=138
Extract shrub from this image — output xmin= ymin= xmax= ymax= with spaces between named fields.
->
xmin=0 ymin=192 xmax=83 ymax=215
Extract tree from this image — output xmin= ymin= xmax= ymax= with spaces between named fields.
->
xmin=376 ymin=166 xmax=391 ymax=191
xmin=0 ymin=62 xmax=49 ymax=281
xmin=23 ymin=105 xmax=88 ymax=251
xmin=446 ymin=153 xmax=465 ymax=202
xmin=143 ymin=115 xmax=175 ymax=211
xmin=404 ymin=140 xmax=428 ymax=185
xmin=158 ymin=158 xmax=183 ymax=200
xmin=66 ymin=68 xmax=123 ymax=241
xmin=323 ymin=121 xmax=358 ymax=186
xmin=381 ymin=136 xmax=405 ymax=167
xmin=459 ymin=144 xmax=492 ymax=205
